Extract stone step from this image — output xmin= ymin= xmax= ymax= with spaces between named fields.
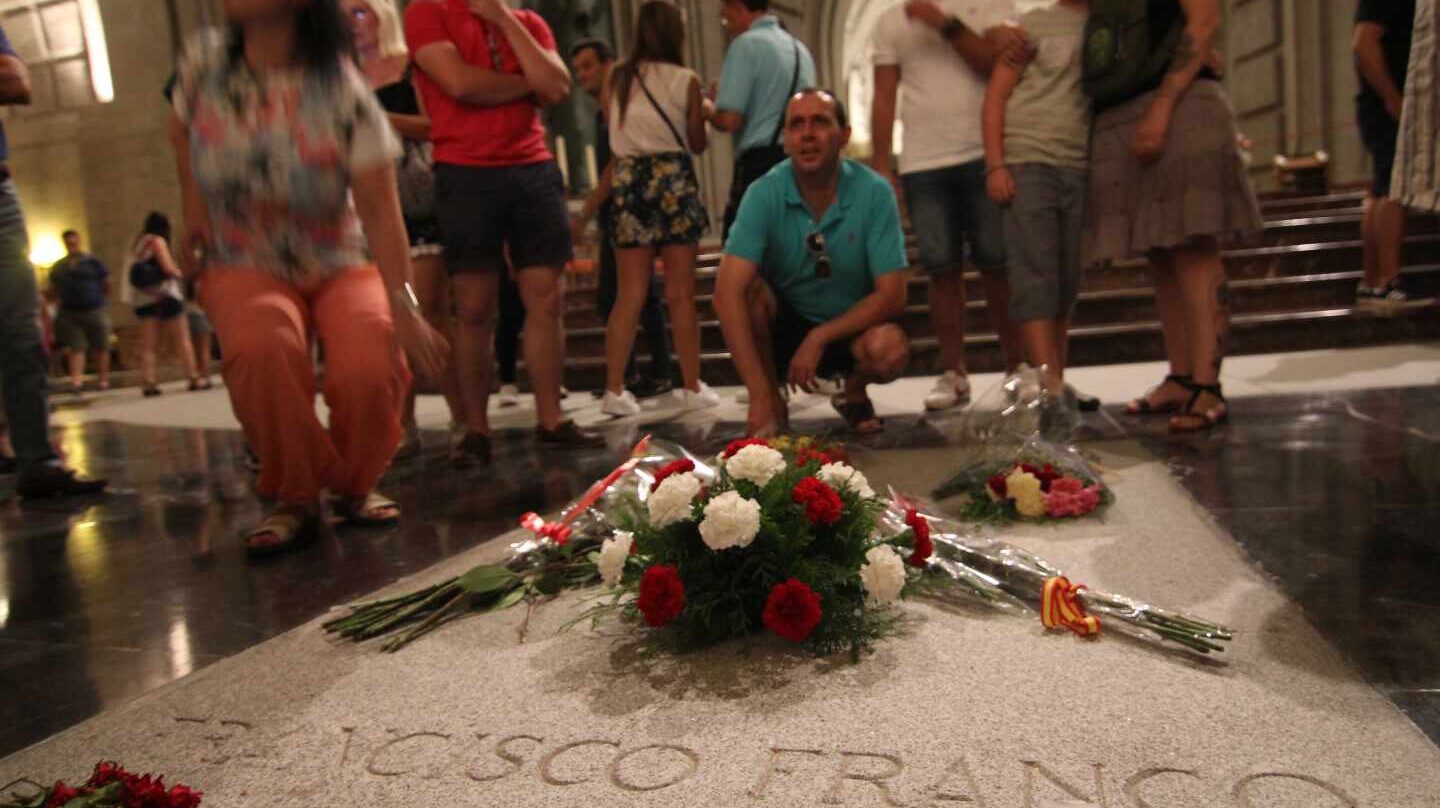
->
xmin=549 ymin=302 xmax=1440 ymax=390
xmin=562 ymin=265 xmax=1440 ymax=356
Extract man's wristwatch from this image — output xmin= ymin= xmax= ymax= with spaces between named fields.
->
xmin=941 ymin=14 xmax=968 ymax=40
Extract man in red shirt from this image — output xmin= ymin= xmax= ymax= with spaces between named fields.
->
xmin=406 ymin=0 xmax=602 ymax=461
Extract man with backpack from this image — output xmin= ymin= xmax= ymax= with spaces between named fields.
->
xmin=711 ymin=0 xmax=817 ymax=240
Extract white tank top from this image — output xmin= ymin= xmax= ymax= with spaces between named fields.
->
xmin=608 ymin=62 xmax=698 ymax=158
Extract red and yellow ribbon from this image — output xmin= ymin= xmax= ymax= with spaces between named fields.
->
xmin=520 ymin=435 xmax=654 ymax=545
xmin=1041 ymin=576 xmax=1101 ymax=637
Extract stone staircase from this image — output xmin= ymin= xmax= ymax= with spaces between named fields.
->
xmin=557 ymin=190 xmax=1440 ymax=390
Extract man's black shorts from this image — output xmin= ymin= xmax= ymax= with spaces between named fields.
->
xmin=771 ymin=296 xmax=856 ymax=381
xmin=1357 ymin=98 xmax=1400 ymax=198
xmin=434 ymin=161 xmax=573 ymax=273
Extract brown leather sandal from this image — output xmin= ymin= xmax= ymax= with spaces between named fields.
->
xmin=336 ymin=491 xmax=402 ymax=527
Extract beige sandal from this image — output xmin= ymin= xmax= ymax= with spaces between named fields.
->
xmin=336 ymin=491 xmax=401 ymax=527
xmin=246 ymin=506 xmax=320 ymax=558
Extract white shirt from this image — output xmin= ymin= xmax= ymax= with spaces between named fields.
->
xmin=609 ymin=62 xmax=699 ymax=158
xmin=872 ymin=0 xmax=1017 ymax=174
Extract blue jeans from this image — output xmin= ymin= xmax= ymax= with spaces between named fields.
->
xmin=0 ymin=180 xmax=60 ymax=478
xmin=901 ymin=159 xmax=1008 ymax=272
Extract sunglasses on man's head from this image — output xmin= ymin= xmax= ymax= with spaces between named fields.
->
xmin=806 ymin=231 xmax=832 ymax=279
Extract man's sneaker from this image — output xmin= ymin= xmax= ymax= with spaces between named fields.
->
xmin=17 ymin=467 xmax=107 ymax=499
xmin=1357 ymin=280 xmax=1412 ymax=314
xmin=601 ymin=389 xmax=641 ymax=417
xmin=675 ymin=382 xmax=721 ymax=410
xmin=1064 ymin=384 xmax=1101 ymax=412
xmin=629 ymin=376 xmax=674 ymax=399
xmin=243 ymin=443 xmax=262 ymax=472
xmin=497 ymin=384 xmax=520 ymax=408
xmin=450 ymin=432 xmax=492 ymax=468
xmin=537 ymin=420 xmax=606 ymax=449
xmin=924 ymin=370 xmax=972 ymax=411
xmin=813 ymin=375 xmax=845 ymax=397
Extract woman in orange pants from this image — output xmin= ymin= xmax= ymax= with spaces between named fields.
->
xmin=169 ymin=0 xmax=446 ymax=555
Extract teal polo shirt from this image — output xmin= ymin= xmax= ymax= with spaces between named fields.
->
xmin=715 ymin=16 xmax=818 ymax=152
xmin=724 ymin=158 xmax=909 ymax=324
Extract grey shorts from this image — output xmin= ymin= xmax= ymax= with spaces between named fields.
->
xmin=901 ymin=159 xmax=1007 ymax=273
xmin=54 ymin=308 xmax=110 ymax=353
xmin=1002 ymin=164 xmax=1088 ymax=322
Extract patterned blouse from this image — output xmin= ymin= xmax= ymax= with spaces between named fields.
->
xmin=172 ymin=31 xmax=400 ymax=284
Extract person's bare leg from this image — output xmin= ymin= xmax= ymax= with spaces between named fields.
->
xmin=450 ymin=272 xmax=500 ymax=436
xmin=194 ymin=331 xmax=213 ymax=379
xmin=412 ymin=254 xmax=463 ymax=423
xmin=744 ymin=278 xmax=786 ymax=435
xmin=846 ymin=324 xmax=910 ymax=433
xmin=170 ymin=314 xmax=198 ymax=381
xmin=1054 ymin=316 xmax=1071 ymax=380
xmin=1362 ymin=194 xmax=1381 ymax=289
xmin=981 ymin=269 xmax=1023 ymax=371
xmin=66 ymin=350 xmax=84 ymax=389
xmin=514 ymin=266 xmax=566 ymax=431
xmin=660 ymin=243 xmax=702 ymax=392
xmin=1375 ymin=197 xmax=1406 ymax=289
xmin=1019 ymin=319 xmax=1062 ymax=393
xmin=139 ymin=319 xmax=159 ymax=387
xmin=1128 ymin=251 xmax=1194 ymax=412
xmin=1169 ymin=238 xmax=1230 ymax=426
xmin=95 ymin=347 xmax=110 ymax=390
xmin=605 ymin=248 xmax=654 ymax=394
xmin=929 ymin=270 xmax=968 ymax=373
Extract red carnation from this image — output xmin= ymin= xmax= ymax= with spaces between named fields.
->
xmin=904 ymin=509 xmax=933 ymax=568
xmin=1020 ymin=463 xmax=1062 ymax=492
xmin=46 ymin=782 xmax=81 ymax=808
xmin=987 ymin=474 xmax=1008 ymax=498
xmin=88 ymin=762 xmax=126 ymax=788
xmin=722 ymin=438 xmax=770 ymax=458
xmin=122 ymin=773 xmax=168 ymax=808
xmin=792 ymin=477 xmax=843 ymax=526
xmin=166 ymin=784 xmax=204 ymax=808
xmin=637 ymin=565 xmax=686 ymax=627
xmin=763 ymin=579 xmax=823 ymax=642
xmin=650 ymin=459 xmax=696 ymax=492
xmin=795 ymin=447 xmax=834 ymax=467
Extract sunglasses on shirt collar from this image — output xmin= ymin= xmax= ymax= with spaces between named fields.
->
xmin=806 ymin=231 xmax=832 ymax=279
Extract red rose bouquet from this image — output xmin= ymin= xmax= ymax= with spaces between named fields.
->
xmin=1 ymin=762 xmax=202 ymax=808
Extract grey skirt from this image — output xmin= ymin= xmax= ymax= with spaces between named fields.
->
xmin=1085 ymin=80 xmax=1262 ymax=263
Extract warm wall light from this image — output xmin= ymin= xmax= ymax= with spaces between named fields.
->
xmin=78 ymin=0 xmax=113 ymax=103
xmin=29 ymin=232 xmax=66 ymax=267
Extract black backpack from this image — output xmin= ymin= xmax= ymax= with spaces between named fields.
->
xmin=1082 ymin=0 xmax=1185 ymax=105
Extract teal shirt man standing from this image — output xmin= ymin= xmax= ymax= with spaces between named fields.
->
xmin=711 ymin=1 xmax=817 ymax=237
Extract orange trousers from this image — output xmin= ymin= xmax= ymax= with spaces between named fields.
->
xmin=202 ymin=266 xmax=410 ymax=505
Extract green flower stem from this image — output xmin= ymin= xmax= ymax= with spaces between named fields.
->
xmin=381 ymin=588 xmax=471 ymax=652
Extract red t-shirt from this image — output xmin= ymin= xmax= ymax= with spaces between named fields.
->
xmin=405 ymin=0 xmax=555 ymax=168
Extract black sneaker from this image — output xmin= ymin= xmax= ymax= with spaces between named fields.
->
xmin=537 ymin=420 xmax=605 ymax=449
xmin=1065 ymin=384 xmax=1101 ymax=412
xmin=628 ymin=376 xmax=674 ymax=399
xmin=451 ymin=432 xmax=492 ymax=468
xmin=16 ymin=467 xmax=107 ymax=499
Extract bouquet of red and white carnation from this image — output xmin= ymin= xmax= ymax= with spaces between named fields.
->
xmin=932 ymin=437 xmax=1112 ymax=523
xmin=589 ymin=437 xmax=930 ymax=655
xmin=2 ymin=761 xmax=202 ymax=808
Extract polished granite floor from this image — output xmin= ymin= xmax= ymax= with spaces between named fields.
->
xmin=1 ymin=384 xmax=1437 ymax=758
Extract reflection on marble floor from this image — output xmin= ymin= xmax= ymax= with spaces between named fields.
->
xmin=1 ymin=385 xmax=1437 ymax=756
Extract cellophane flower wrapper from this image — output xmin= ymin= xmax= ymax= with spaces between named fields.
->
xmin=325 ymin=438 xmax=714 ymax=652
xmin=932 ymin=434 xmax=1113 ymax=522
xmin=880 ymin=491 xmax=1233 ymax=655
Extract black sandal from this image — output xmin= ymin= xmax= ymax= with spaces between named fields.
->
xmin=1125 ymin=374 xmax=1193 ymax=416
xmin=831 ymin=394 xmax=884 ymax=435
xmin=142 ymin=386 xmax=162 ymax=398
xmin=1169 ymin=383 xmax=1229 ymax=433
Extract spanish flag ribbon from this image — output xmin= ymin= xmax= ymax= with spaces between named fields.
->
xmin=1041 ymin=576 xmax=1101 ymax=637
xmin=521 ymin=435 xmax=655 ymax=546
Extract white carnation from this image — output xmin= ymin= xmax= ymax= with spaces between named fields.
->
xmin=859 ymin=545 xmax=906 ymax=604
xmin=698 ymin=490 xmax=762 ymax=551
xmin=725 ymin=444 xmax=787 ymax=487
xmin=649 ymin=472 xmax=702 ymax=528
xmin=597 ymin=531 xmax=633 ymax=587
xmin=817 ymin=462 xmax=876 ymax=500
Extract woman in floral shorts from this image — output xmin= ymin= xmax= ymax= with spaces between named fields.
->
xmin=598 ymin=0 xmax=716 ymax=418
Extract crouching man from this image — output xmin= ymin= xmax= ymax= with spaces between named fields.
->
xmin=715 ymin=89 xmax=911 ymax=437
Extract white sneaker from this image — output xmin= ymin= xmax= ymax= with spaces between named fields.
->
xmin=497 ymin=384 xmax=520 ymax=408
xmin=924 ymin=370 xmax=972 ymax=411
xmin=676 ymin=382 xmax=721 ymax=410
xmin=601 ymin=389 xmax=641 ymax=417
xmin=812 ymin=376 xmax=845 ymax=397
xmin=736 ymin=387 xmax=750 ymax=404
